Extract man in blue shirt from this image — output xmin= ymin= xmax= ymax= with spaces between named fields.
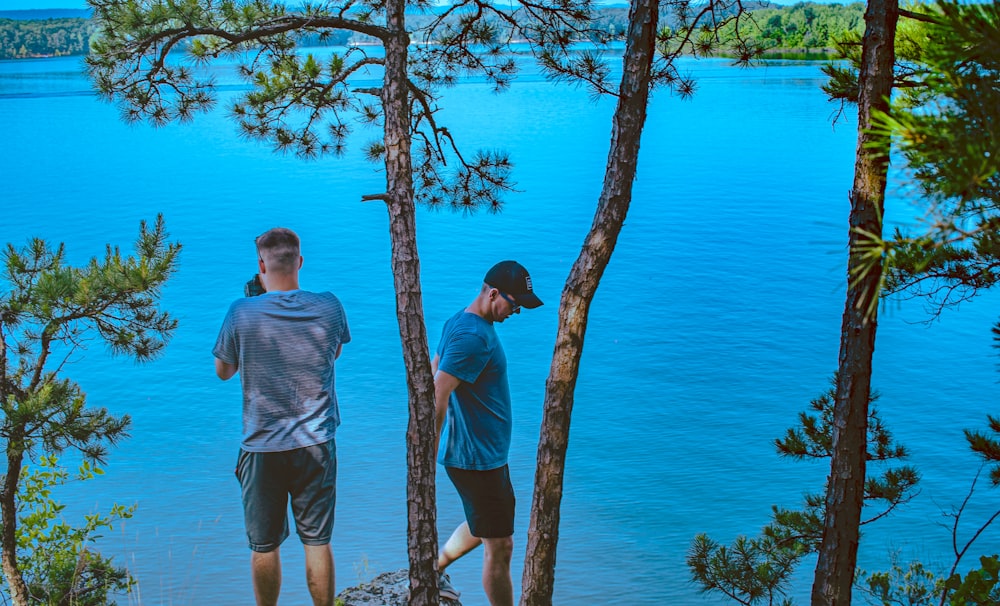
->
xmin=432 ymin=260 xmax=543 ymax=605
xmin=213 ymin=228 xmax=350 ymax=606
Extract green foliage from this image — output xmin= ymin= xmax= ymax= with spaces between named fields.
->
xmin=692 ymin=385 xmax=1000 ymax=606
xmin=857 ymin=552 xmax=1000 ymax=605
xmin=715 ymin=2 xmax=865 ymax=55
xmin=0 ymin=216 xmax=179 ymax=603
xmin=856 ymin=555 xmax=943 ymax=605
xmin=0 ymin=456 xmax=135 ymax=605
xmin=84 ymin=0 xmax=540 ymax=210
xmin=0 ymin=215 xmax=180 ymax=462
xmin=534 ymin=0 xmax=765 ymax=100
xmin=822 ymin=1 xmax=1000 ymax=317
xmin=688 ymin=377 xmax=919 ymax=605
xmin=876 ymin=1 xmax=1000 ymax=202
xmin=688 ymin=534 xmax=799 ymax=606
xmin=964 ymin=415 xmax=1000 ymax=486
xmin=821 ymin=1 xmax=932 ymax=105
xmin=944 ymin=555 xmax=1000 ymax=605
xmin=81 ymin=0 xmax=758 ymax=210
xmin=776 ymin=378 xmax=920 ymax=523
xmin=878 ymin=0 xmax=1000 ymax=307
xmin=850 ymin=414 xmax=1000 ymax=606
xmin=0 ymin=17 xmax=96 ymax=59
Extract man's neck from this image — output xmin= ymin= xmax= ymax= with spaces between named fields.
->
xmin=264 ymin=275 xmax=300 ymax=292
xmin=465 ymin=294 xmax=494 ymax=323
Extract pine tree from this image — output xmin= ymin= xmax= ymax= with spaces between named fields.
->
xmin=520 ymin=0 xmax=760 ymax=601
xmin=810 ymin=0 xmax=899 ymax=600
xmin=0 ymin=216 xmax=180 ymax=606
xmin=803 ymin=2 xmax=1000 ymax=601
xmin=688 ymin=378 xmax=918 ymax=606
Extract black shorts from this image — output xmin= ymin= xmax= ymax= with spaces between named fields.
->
xmin=235 ymin=440 xmax=337 ymax=552
xmin=446 ymin=464 xmax=515 ymax=539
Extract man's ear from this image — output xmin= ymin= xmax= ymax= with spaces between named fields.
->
xmin=298 ymin=256 xmax=304 ymax=269
xmin=258 ymin=256 xmax=266 ymax=274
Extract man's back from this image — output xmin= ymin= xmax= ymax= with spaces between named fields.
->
xmin=214 ymin=290 xmax=351 ymax=452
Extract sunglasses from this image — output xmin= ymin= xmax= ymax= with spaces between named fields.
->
xmin=497 ymin=290 xmax=521 ymax=314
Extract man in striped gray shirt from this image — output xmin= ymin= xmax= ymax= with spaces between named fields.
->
xmin=214 ymin=227 xmax=351 ymax=606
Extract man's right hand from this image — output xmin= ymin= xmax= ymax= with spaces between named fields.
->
xmin=244 ymin=274 xmax=265 ymax=297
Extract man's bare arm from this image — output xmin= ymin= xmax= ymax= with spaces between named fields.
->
xmin=215 ymin=357 xmax=238 ymax=380
xmin=431 ymin=354 xmax=461 ymax=441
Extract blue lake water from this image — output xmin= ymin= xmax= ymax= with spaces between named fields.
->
xmin=1 ymin=48 xmax=998 ymax=605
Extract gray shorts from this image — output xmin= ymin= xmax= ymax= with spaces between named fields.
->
xmin=235 ymin=439 xmax=337 ymax=552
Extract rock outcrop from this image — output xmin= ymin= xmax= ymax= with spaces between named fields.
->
xmin=338 ymin=569 xmax=462 ymax=606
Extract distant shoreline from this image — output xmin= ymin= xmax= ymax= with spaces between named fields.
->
xmin=2 ymin=1 xmax=860 ymax=61
xmin=2 ymin=46 xmax=839 ymax=62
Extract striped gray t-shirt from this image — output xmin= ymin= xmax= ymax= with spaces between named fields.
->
xmin=213 ymin=289 xmax=351 ymax=452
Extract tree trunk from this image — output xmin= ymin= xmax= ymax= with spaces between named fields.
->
xmin=2 ymin=448 xmax=30 ymax=606
xmin=380 ymin=3 xmax=440 ymax=605
xmin=812 ymin=0 xmax=898 ymax=603
xmin=519 ymin=0 xmax=657 ymax=602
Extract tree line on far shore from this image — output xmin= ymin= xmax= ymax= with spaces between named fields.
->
xmin=718 ymin=1 xmax=865 ymax=52
xmin=0 ymin=1 xmax=864 ymax=60
xmin=0 ymin=17 xmax=97 ymax=59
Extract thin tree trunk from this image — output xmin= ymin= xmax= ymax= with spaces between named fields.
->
xmin=519 ymin=0 xmax=657 ymax=602
xmin=380 ymin=3 xmax=439 ymax=604
xmin=2 ymin=449 xmax=30 ymax=606
xmin=812 ymin=0 xmax=898 ymax=603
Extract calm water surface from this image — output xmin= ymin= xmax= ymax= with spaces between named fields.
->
xmin=1 ymin=49 xmax=998 ymax=605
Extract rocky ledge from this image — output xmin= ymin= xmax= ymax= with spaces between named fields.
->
xmin=338 ymin=569 xmax=462 ymax=606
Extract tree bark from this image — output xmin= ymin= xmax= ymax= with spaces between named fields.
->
xmin=519 ymin=0 xmax=657 ymax=603
xmin=812 ymin=0 xmax=898 ymax=603
xmin=380 ymin=3 xmax=440 ymax=604
xmin=2 ymin=447 xmax=30 ymax=606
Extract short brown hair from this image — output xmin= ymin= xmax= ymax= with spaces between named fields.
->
xmin=256 ymin=228 xmax=300 ymax=274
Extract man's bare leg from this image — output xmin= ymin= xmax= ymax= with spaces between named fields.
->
xmin=481 ymin=536 xmax=513 ymax=606
xmin=251 ymin=548 xmax=282 ymax=606
xmin=304 ymin=543 xmax=335 ymax=606
xmin=438 ymin=522 xmax=482 ymax=571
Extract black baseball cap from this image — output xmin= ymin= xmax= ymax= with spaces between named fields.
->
xmin=484 ymin=260 xmax=543 ymax=309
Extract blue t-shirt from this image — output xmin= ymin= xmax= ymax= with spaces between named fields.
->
xmin=436 ymin=310 xmax=511 ymax=471
xmin=213 ymin=290 xmax=351 ymax=452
